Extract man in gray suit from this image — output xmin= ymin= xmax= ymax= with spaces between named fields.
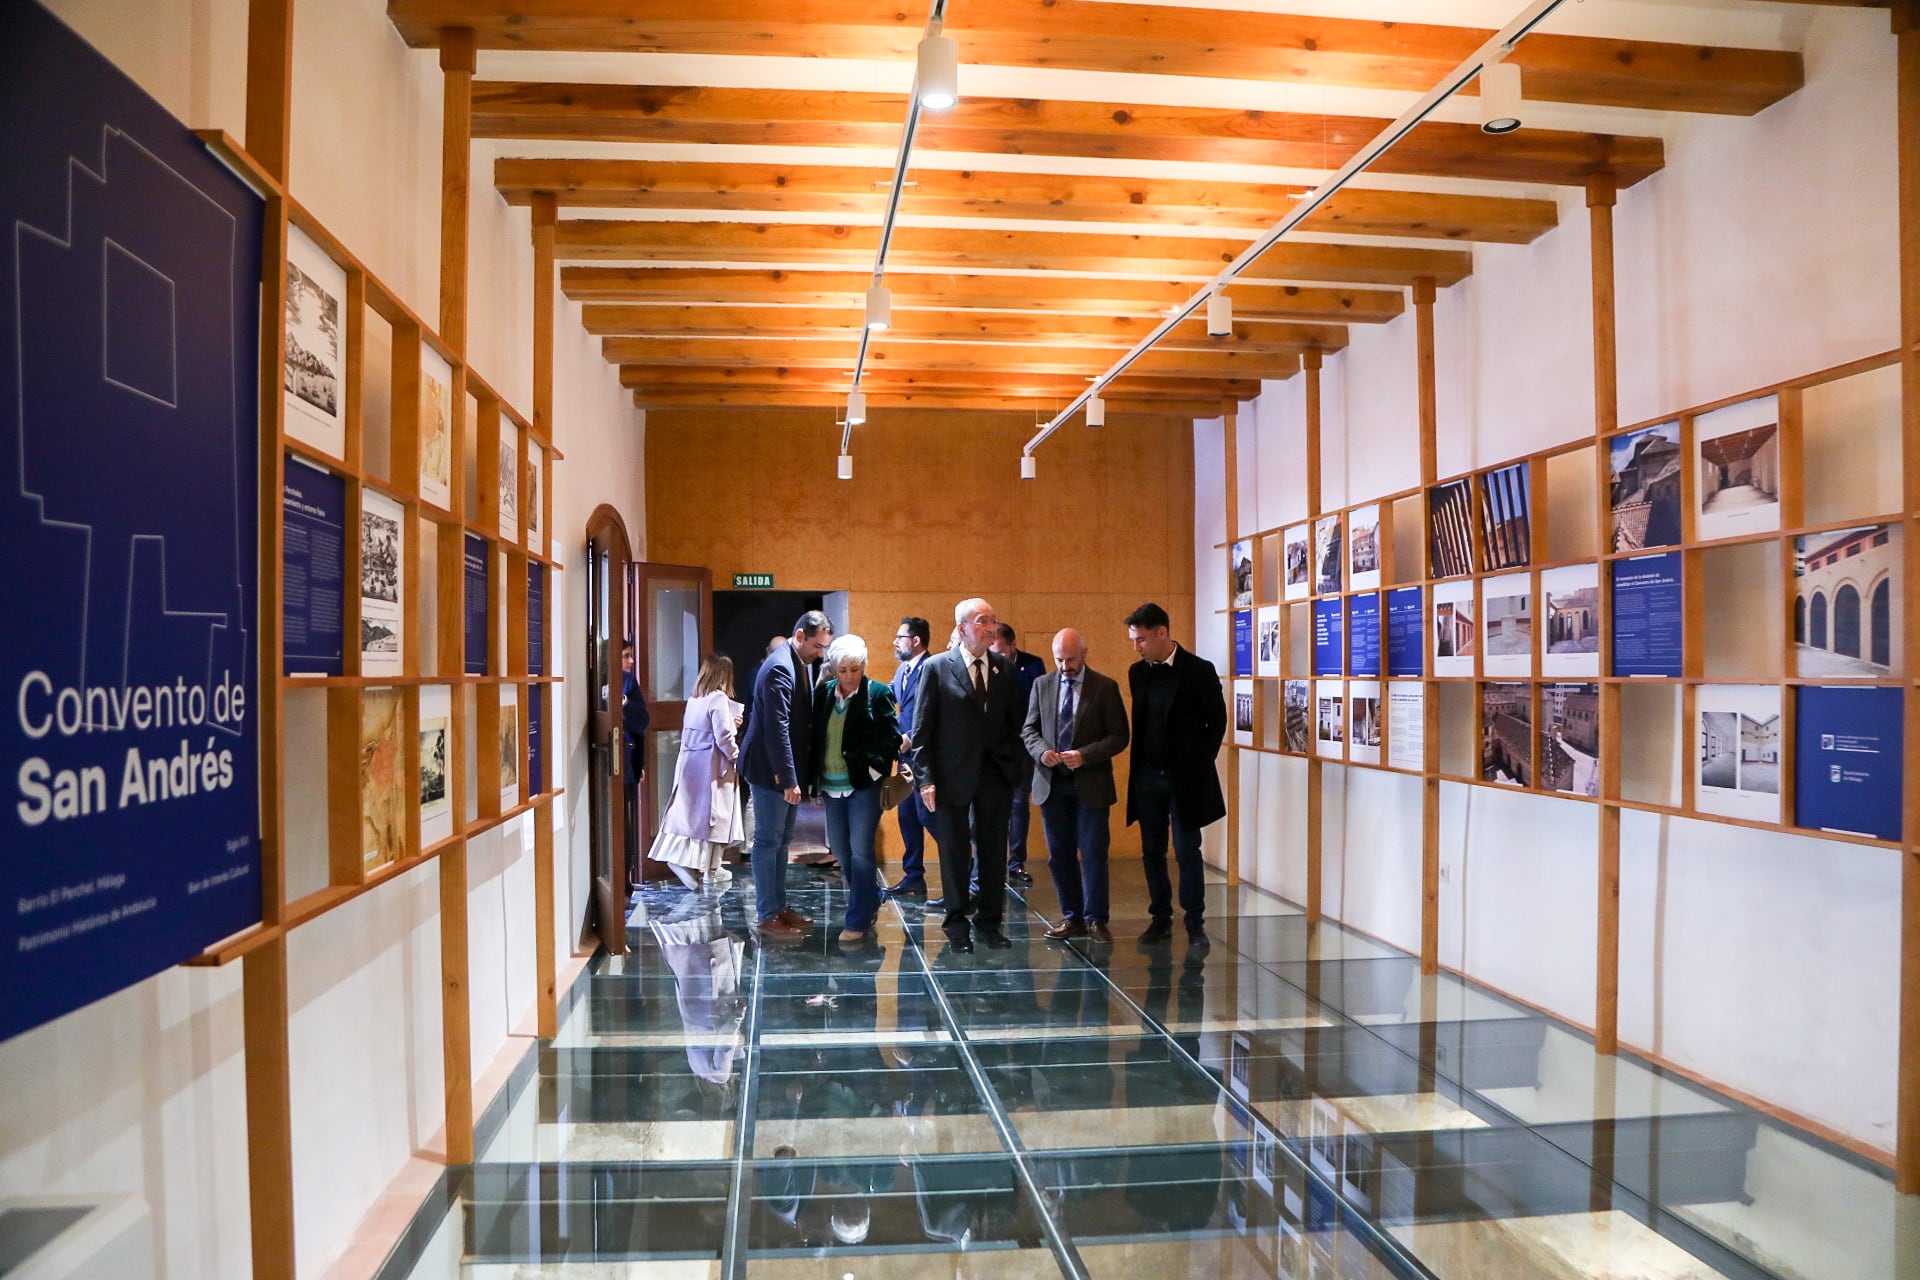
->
xmin=910 ymin=597 xmax=1023 ymax=953
xmin=1023 ymin=629 xmax=1130 ymax=943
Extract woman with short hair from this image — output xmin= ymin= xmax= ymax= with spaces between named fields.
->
xmin=650 ymin=653 xmax=745 ymax=890
xmin=807 ymin=635 xmax=901 ymax=941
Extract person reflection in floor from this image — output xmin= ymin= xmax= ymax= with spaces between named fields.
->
xmin=647 ymin=896 xmax=747 ymax=1085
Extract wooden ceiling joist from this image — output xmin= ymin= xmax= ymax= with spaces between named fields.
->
xmin=633 ymin=389 xmax=1233 ymax=415
xmin=553 ymin=220 xmax=1474 ymax=287
xmin=495 ymin=159 xmax=1559 ymax=244
xmin=558 ymin=268 xmax=1405 ymax=324
xmin=609 ymin=337 xmax=1297 ymax=379
xmin=389 ymin=0 xmax=1800 ymax=116
xmin=617 ymin=364 xmax=1274 ymax=396
xmin=473 ymin=83 xmax=1664 ymax=187
xmin=580 ymin=305 xmax=1348 ymax=353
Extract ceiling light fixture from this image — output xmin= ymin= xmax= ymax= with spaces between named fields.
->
xmin=846 ymin=389 xmax=867 ymax=426
xmin=1020 ymin=454 xmax=1037 ymax=480
xmin=1018 ymin=0 xmax=1572 ymax=464
xmin=837 ymin=453 xmax=854 ymax=480
xmin=916 ymin=20 xmax=959 ymax=111
xmin=1086 ymin=395 xmax=1106 ymax=428
xmin=1480 ymin=55 xmax=1524 ymax=135
xmin=1206 ymin=289 xmax=1233 ymax=337
xmin=865 ymin=280 xmax=892 ymax=331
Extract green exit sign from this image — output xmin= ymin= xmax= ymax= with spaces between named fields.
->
xmin=733 ymin=573 xmax=775 ymax=589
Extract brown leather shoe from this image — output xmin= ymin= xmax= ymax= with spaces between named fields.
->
xmin=1088 ymin=922 xmax=1114 ymax=944
xmin=757 ymin=916 xmax=803 ymax=940
xmin=1043 ymin=919 xmax=1088 ymax=941
xmin=775 ymin=907 xmax=814 ymax=930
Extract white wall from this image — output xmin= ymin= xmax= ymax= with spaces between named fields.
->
xmin=1206 ymin=7 xmax=1904 ymax=1153
xmin=4 ymin=2 xmax=648 ymax=1277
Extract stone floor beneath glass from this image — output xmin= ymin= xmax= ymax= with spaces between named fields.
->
xmin=379 ymin=859 xmax=1920 ymax=1280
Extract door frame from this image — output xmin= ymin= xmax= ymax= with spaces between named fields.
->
xmin=584 ymin=503 xmax=632 ymax=954
xmin=630 ymin=562 xmax=715 ymax=877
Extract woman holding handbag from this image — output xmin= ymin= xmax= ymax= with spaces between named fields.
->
xmin=806 ymin=636 xmax=902 ymax=941
xmin=650 ymin=653 xmax=745 ymax=890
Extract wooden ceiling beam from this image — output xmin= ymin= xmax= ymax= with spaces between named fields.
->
xmin=494 ymin=159 xmax=1559 ymax=244
xmin=610 ymin=338 xmax=1295 ymax=378
xmin=554 ymin=220 xmax=1473 ymax=287
xmin=559 ymin=267 xmax=1404 ymax=323
xmin=579 ymin=304 xmax=1347 ymax=353
xmin=473 ymin=83 xmax=1664 ymax=187
xmin=388 ymin=1 xmax=1800 ymax=116
xmin=617 ymin=364 xmax=1274 ymax=396
xmin=632 ymin=389 xmax=1235 ymax=414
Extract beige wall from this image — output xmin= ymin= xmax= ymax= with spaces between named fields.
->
xmin=646 ymin=406 xmax=1200 ymax=856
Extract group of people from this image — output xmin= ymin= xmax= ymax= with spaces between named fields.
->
xmin=648 ymin=598 xmax=1226 ymax=954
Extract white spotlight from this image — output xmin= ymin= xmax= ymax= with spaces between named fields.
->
xmin=847 ymin=389 xmax=867 ymax=425
xmin=864 ymin=282 xmax=891 ymax=332
xmin=916 ymin=25 xmax=959 ymax=111
xmin=1086 ymin=395 xmax=1106 ymax=428
xmin=1020 ymin=454 xmax=1037 ymax=480
xmin=1207 ymin=289 xmax=1233 ymax=337
xmin=837 ymin=453 xmax=854 ymax=480
xmin=1480 ymin=59 xmax=1523 ymax=135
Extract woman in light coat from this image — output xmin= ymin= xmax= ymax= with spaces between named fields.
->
xmin=651 ymin=653 xmax=744 ymax=890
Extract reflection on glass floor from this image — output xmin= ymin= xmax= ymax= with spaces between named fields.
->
xmin=388 ymin=865 xmax=1919 ymax=1280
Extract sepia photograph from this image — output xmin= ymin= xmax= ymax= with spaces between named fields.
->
xmin=420 ymin=349 xmax=452 ymax=508
xmin=1284 ymin=680 xmax=1311 ymax=753
xmin=1794 ymin=524 xmax=1899 ymax=676
xmin=500 ymin=699 xmax=520 ymax=794
xmin=361 ymin=689 xmax=405 ymax=871
xmin=1609 ymin=422 xmax=1682 ymax=550
xmin=1480 ymin=683 xmax=1532 ymax=786
xmin=1477 ymin=462 xmax=1532 ymax=571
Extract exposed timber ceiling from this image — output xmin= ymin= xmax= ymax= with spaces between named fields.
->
xmin=387 ymin=0 xmax=1870 ymax=419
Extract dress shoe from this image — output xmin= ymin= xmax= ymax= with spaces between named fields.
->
xmin=945 ymin=932 xmax=974 ymax=954
xmin=1088 ymin=922 xmax=1114 ymax=944
xmin=776 ymin=907 xmax=814 ymax=930
xmin=885 ymin=877 xmax=927 ymax=898
xmin=1138 ymin=921 xmax=1174 ymax=945
xmin=757 ymin=916 xmax=804 ymax=940
xmin=1008 ymin=867 xmax=1033 ymax=885
xmin=979 ymin=930 xmax=1012 ymax=950
xmin=1043 ymin=920 xmax=1088 ymax=941
xmin=1186 ymin=929 xmax=1211 ymax=958
xmin=923 ymin=897 xmax=949 ymax=913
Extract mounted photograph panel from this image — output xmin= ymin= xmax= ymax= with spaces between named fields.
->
xmin=1256 ymin=605 xmax=1282 ymax=679
xmin=1608 ymin=422 xmax=1682 ymax=552
xmin=361 ymin=688 xmax=406 ymax=871
xmin=1694 ymin=395 xmax=1781 ymax=542
xmin=359 ymin=488 xmax=406 ymax=677
xmin=1234 ymin=679 xmax=1255 ymax=747
xmin=1428 ymin=479 xmax=1474 ymax=579
xmin=1282 ymin=680 xmax=1310 ymax=755
xmin=419 ymin=342 xmax=454 ymax=511
xmin=1541 ymin=564 xmax=1600 ymax=679
xmin=1694 ymin=684 xmax=1782 ymax=823
xmin=1477 ymin=462 xmax=1531 ymax=572
xmin=497 ymin=417 xmax=521 ymax=537
xmin=1348 ymin=681 xmax=1381 ymax=766
xmin=1348 ymin=504 xmax=1381 ymax=591
xmin=1314 ymin=513 xmax=1343 ymax=595
xmin=1539 ymin=683 xmax=1600 ymax=797
xmin=1793 ymin=524 xmax=1901 ymax=678
xmin=1431 ymin=579 xmax=1476 ymax=677
xmin=1231 ymin=539 xmax=1254 ymax=609
xmin=285 ymin=226 xmax=348 ymax=460
xmin=1283 ymin=523 xmax=1311 ymax=600
xmin=526 ymin=440 xmax=545 ymax=556
xmin=0 ymin=1 xmax=266 ymax=1039
xmin=1480 ymin=573 xmax=1533 ymax=678
xmin=1314 ymin=680 xmax=1346 ymax=760
xmin=1481 ymin=683 xmax=1533 ymax=787
xmin=419 ymin=684 xmax=453 ymax=849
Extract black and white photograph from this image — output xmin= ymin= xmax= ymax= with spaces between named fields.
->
xmin=1349 ymin=504 xmax=1381 ymax=591
xmin=1477 ymin=462 xmax=1532 ymax=571
xmin=359 ymin=489 xmax=405 ymax=676
xmin=498 ymin=433 xmax=520 ymax=534
xmin=1481 ymin=573 xmax=1533 ymax=677
xmin=1542 ymin=563 xmax=1601 ymax=677
xmin=527 ymin=441 xmax=544 ymax=550
xmin=284 ymin=227 xmax=347 ymax=457
xmin=1428 ymin=478 xmax=1475 ymax=578
xmin=1794 ymin=524 xmax=1899 ymax=676
xmin=1315 ymin=679 xmax=1345 ymax=759
xmin=1233 ymin=680 xmax=1255 ymax=746
xmin=1349 ymin=681 xmax=1381 ymax=765
xmin=1539 ymin=683 xmax=1600 ymax=796
xmin=1257 ymin=605 xmax=1281 ymax=678
xmin=1610 ymin=422 xmax=1682 ymax=550
xmin=419 ymin=686 xmax=453 ymax=845
xmin=1695 ymin=685 xmax=1782 ymax=822
xmin=1481 ymin=683 xmax=1532 ymax=786
xmin=1696 ymin=394 xmax=1781 ymax=541
xmin=1315 ymin=512 xmax=1343 ymax=595
xmin=1231 ymin=539 xmax=1254 ymax=609
xmin=1284 ymin=524 xmax=1311 ymax=600
xmin=1283 ymin=680 xmax=1311 ymax=753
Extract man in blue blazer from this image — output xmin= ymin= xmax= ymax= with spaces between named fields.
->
xmin=740 ymin=610 xmax=834 ymax=938
xmin=909 ymin=598 xmax=1024 ymax=952
xmin=886 ymin=615 xmax=937 ymax=897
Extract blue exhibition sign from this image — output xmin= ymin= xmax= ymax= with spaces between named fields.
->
xmin=2 ymin=2 xmax=265 ymax=1040
xmin=283 ymin=455 xmax=346 ymax=676
xmin=464 ymin=533 xmax=490 ymax=675
xmin=1348 ymin=593 xmax=1381 ymax=677
xmin=1794 ymin=686 xmax=1903 ymax=842
xmin=1232 ymin=610 xmax=1254 ymax=678
xmin=528 ymin=562 xmax=546 ymax=678
xmin=1385 ymin=586 xmax=1424 ymax=677
xmin=1313 ymin=599 xmax=1344 ymax=677
xmin=1610 ymin=551 xmax=1684 ymax=677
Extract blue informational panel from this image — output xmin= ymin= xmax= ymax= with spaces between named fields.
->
xmin=464 ymin=533 xmax=490 ymax=675
xmin=283 ymin=455 xmax=346 ymax=676
xmin=1385 ymin=586 xmax=1424 ymax=677
xmin=1611 ymin=551 xmax=1684 ymax=678
xmin=1348 ymin=593 xmax=1381 ymax=678
xmin=1795 ymin=686 xmax=1903 ymax=841
xmin=1 ymin=3 xmax=265 ymax=1040
xmin=1313 ymin=599 xmax=1344 ymax=678
xmin=528 ymin=564 xmax=545 ymax=796
xmin=1232 ymin=610 xmax=1254 ymax=678
xmin=528 ymin=685 xmax=544 ymax=799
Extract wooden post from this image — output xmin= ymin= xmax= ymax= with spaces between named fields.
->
xmin=1222 ymin=398 xmax=1242 ymax=887
xmin=244 ymin=0 xmax=294 ymax=182
xmin=1303 ymin=352 xmax=1324 ymax=924
xmin=243 ymin=939 xmax=296 ymax=1280
xmin=439 ymin=29 xmax=475 ymax=352
xmin=1589 ymin=171 xmax=1623 ymax=1057
xmin=1892 ymin=0 xmax=1920 ymax=1197
xmin=439 ymin=839 xmax=475 ymax=1163
xmin=1414 ymin=277 xmax=1441 ymax=975
xmin=532 ymin=193 xmax=560 ymax=1033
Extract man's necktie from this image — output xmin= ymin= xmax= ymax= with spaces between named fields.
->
xmin=971 ymin=657 xmax=987 ymax=707
xmin=1058 ymin=677 xmax=1076 ymax=750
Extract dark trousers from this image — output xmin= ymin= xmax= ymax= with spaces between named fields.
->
xmin=934 ymin=779 xmax=1012 ymax=937
xmin=1134 ymin=767 xmax=1207 ymax=929
xmin=1007 ymin=759 xmax=1034 ymax=869
xmin=1040 ymin=781 xmax=1111 ymax=925
xmin=895 ymin=771 xmax=936 ymax=881
xmin=622 ymin=780 xmax=641 ymax=886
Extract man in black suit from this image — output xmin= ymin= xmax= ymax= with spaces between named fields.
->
xmin=1023 ymin=629 xmax=1129 ymax=943
xmin=621 ymin=641 xmax=649 ymax=884
xmin=910 ymin=597 xmax=1023 ymax=952
xmin=1124 ymin=602 xmax=1226 ymax=947
xmin=990 ymin=622 xmax=1047 ymax=886
xmin=740 ymin=610 xmax=834 ymax=939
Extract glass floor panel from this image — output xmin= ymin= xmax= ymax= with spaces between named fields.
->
xmin=377 ymin=861 xmax=1918 ymax=1280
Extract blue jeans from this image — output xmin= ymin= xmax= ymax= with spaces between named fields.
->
xmin=1134 ymin=767 xmax=1207 ymax=929
xmin=824 ymin=786 xmax=883 ymax=932
xmin=1040 ymin=783 xmax=1111 ymax=925
xmin=748 ymin=782 xmax=797 ymax=922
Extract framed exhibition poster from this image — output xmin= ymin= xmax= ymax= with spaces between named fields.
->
xmin=1348 ymin=504 xmax=1381 ymax=591
xmin=1432 ymin=579 xmax=1476 ymax=677
xmin=1283 ymin=524 xmax=1311 ymax=600
xmin=1694 ymin=684 xmax=1782 ymax=823
xmin=1348 ymin=681 xmax=1382 ymax=766
xmin=1481 ymin=573 xmax=1533 ymax=678
xmin=1608 ymin=422 xmax=1681 ymax=551
xmin=420 ymin=343 xmax=454 ymax=511
xmin=1695 ymin=395 xmax=1780 ymax=541
xmin=1541 ymin=563 xmax=1600 ymax=678
xmin=1256 ymin=605 xmax=1282 ymax=679
xmin=285 ymin=226 xmax=348 ymax=460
